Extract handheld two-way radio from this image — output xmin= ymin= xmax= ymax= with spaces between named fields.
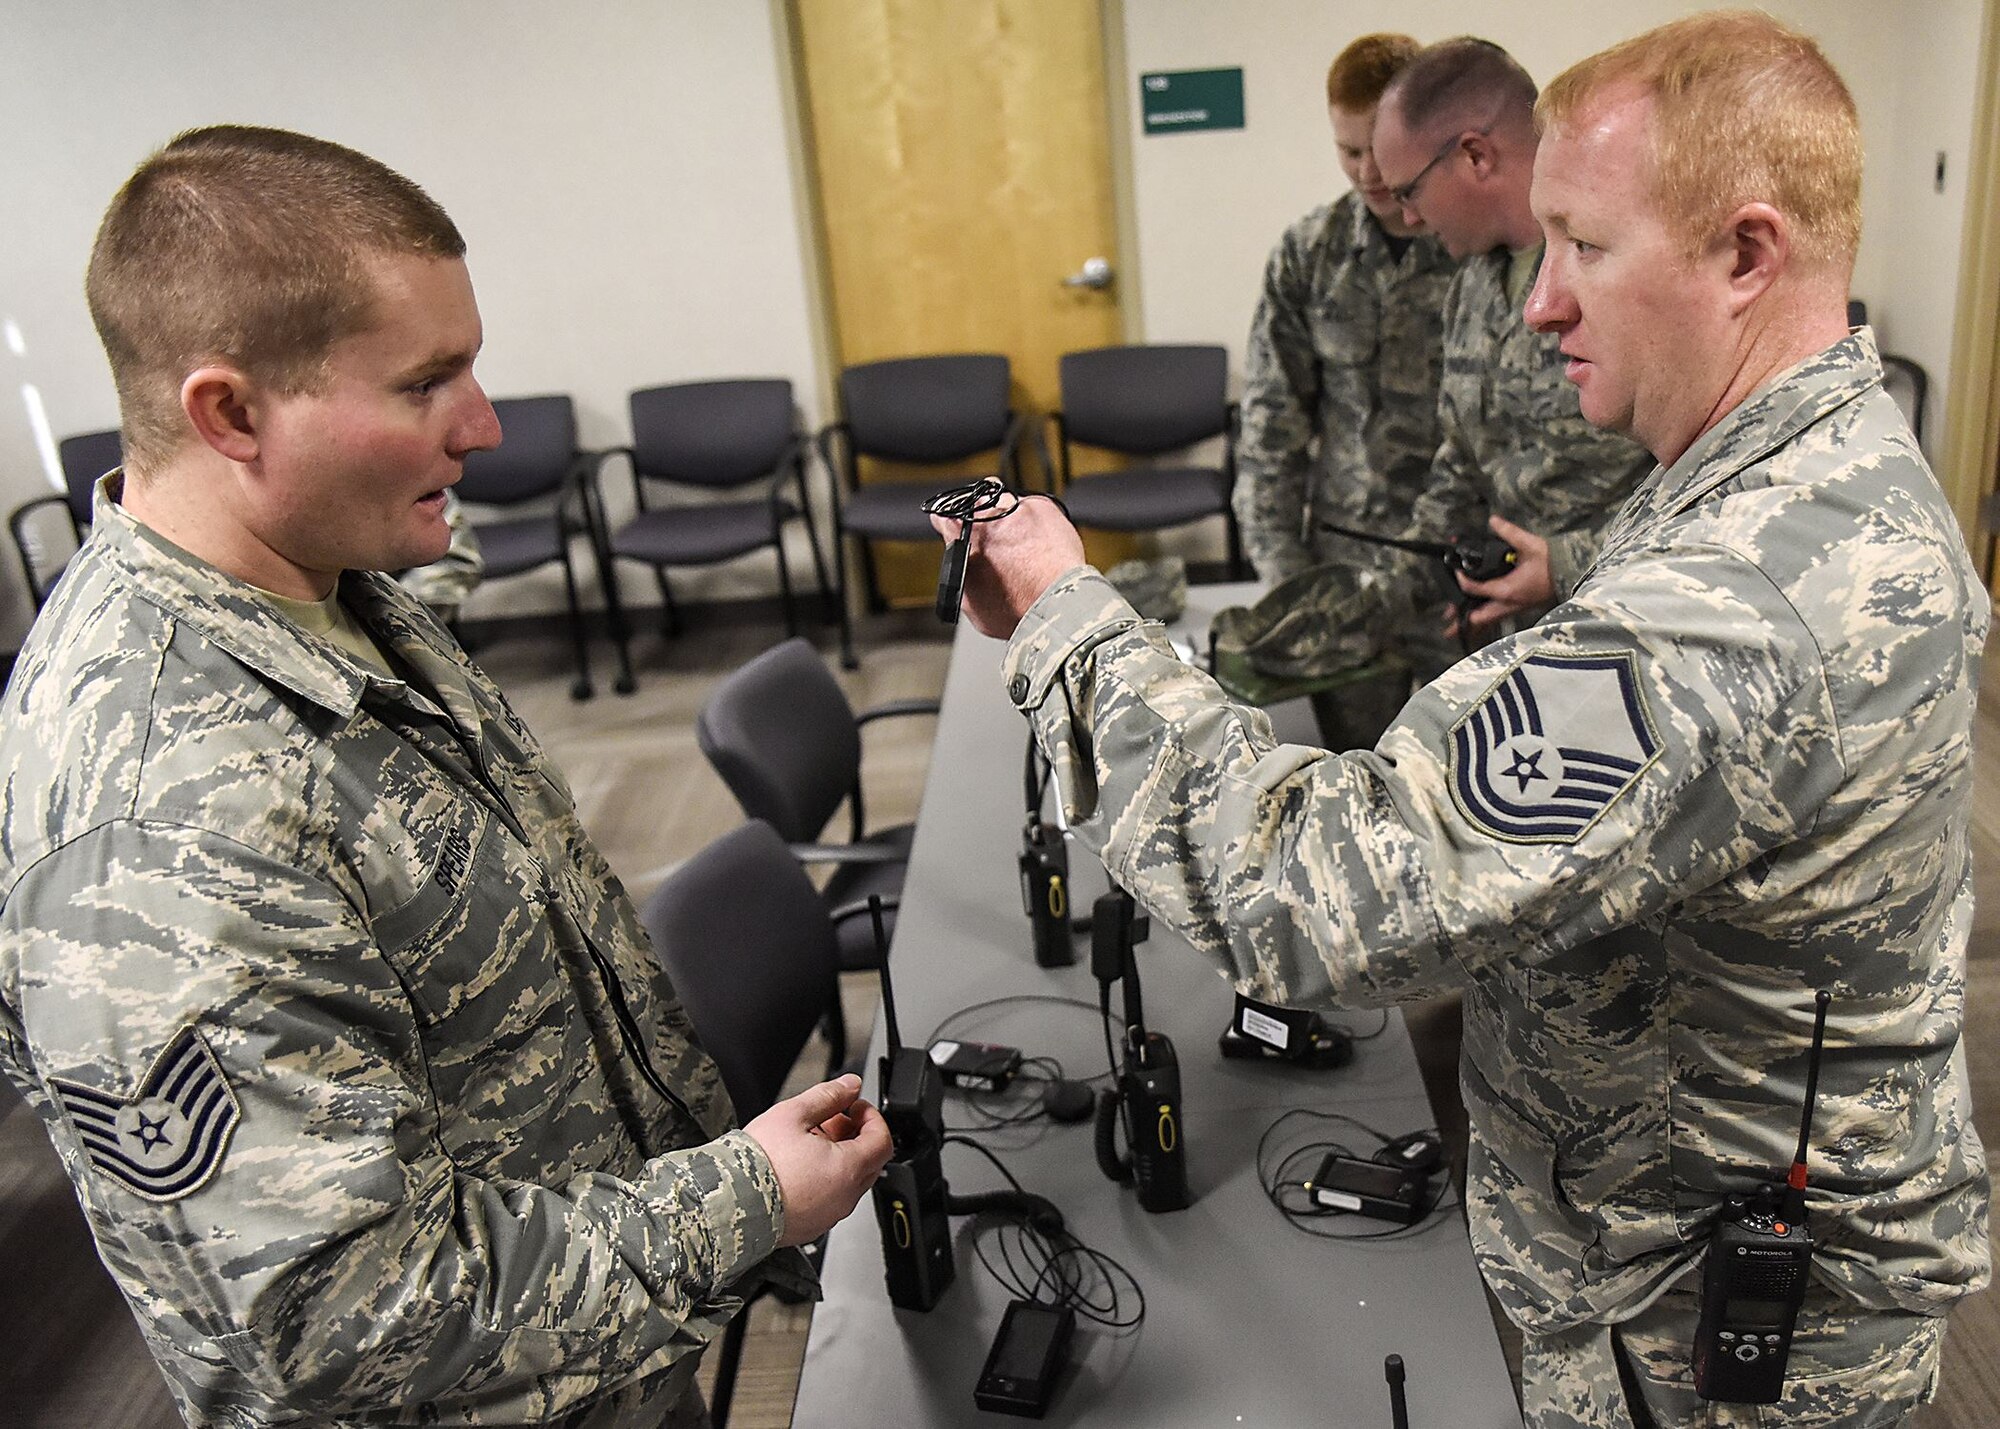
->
xmin=1318 ymin=519 xmax=1519 ymax=584
xmin=867 ymin=897 xmax=1067 ymax=1312
xmin=1691 ymin=991 xmax=1833 ymax=1403
xmin=868 ymin=898 xmax=955 ymax=1311
xmin=1090 ymin=886 xmax=1190 ymax=1212
xmin=1019 ymin=739 xmax=1074 ymax=967
xmin=1319 ymin=518 xmax=1517 ymax=651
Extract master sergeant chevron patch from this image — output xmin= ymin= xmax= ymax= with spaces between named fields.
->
xmin=1449 ymin=650 xmax=1660 ymax=844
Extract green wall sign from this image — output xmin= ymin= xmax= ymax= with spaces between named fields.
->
xmin=1140 ymin=68 xmax=1245 ymax=135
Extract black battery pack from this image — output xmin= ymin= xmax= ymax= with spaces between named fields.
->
xmin=1307 ymin=1152 xmax=1426 ymax=1224
xmin=974 ymin=1300 xmax=1075 ymax=1418
xmin=928 ymin=1039 xmax=1023 ymax=1093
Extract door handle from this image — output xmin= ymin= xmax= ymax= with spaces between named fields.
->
xmin=1062 ymin=256 xmax=1114 ymax=290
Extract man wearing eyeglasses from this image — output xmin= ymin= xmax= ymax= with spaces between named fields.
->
xmin=1370 ymin=38 xmax=1651 ymax=633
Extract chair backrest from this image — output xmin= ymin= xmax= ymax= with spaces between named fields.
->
xmin=696 ymin=637 xmax=860 ymax=845
xmin=629 ymin=379 xmax=796 ymax=489
xmin=640 ymin=820 xmax=839 ymax=1119
xmin=58 ymin=429 xmax=123 ymax=526
xmin=1058 ymin=345 xmax=1229 ymax=456
xmin=1880 ymin=354 xmax=1929 ymax=448
xmin=840 ymin=354 xmax=1011 ymax=464
xmin=456 ymin=395 xmax=578 ymax=505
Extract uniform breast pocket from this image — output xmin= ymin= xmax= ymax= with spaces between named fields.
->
xmin=369 ymin=810 xmax=569 ymax=1043
xmin=369 ymin=807 xmax=584 ymax=1152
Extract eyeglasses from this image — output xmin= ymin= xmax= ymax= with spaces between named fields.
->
xmin=1387 ymin=128 xmax=1488 ymax=206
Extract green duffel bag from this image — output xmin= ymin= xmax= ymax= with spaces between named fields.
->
xmin=1208 ymin=561 xmax=1407 ymax=708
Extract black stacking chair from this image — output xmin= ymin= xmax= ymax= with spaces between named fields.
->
xmin=695 ymin=636 xmax=937 ymax=973
xmin=1051 ymin=344 xmax=1243 ymax=575
xmin=8 ymin=428 xmax=121 ymax=610
xmin=817 ymin=354 xmax=1032 ymax=666
xmin=638 ymin=818 xmax=849 ymax=1428
xmin=454 ymin=395 xmax=621 ymax=701
xmin=601 ymin=380 xmax=833 ymax=681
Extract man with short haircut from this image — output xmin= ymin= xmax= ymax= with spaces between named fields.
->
xmin=1236 ymin=32 xmax=1457 ymax=588
xmin=1233 ymin=32 xmax=1461 ymax=751
xmin=0 ymin=126 xmax=890 ymax=1428
xmin=1370 ymin=38 xmax=1652 ymax=633
xmin=944 ymin=13 xmax=1989 ymax=1426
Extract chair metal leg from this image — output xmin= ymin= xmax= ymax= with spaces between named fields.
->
xmin=558 ymin=547 xmax=595 ymax=702
xmin=856 ymin=536 xmax=887 ymax=615
xmin=794 ymin=489 xmax=838 ymax=627
xmin=708 ymin=1305 xmax=749 ymax=1428
xmin=652 ymin=568 xmax=682 ymax=638
xmin=774 ymin=532 xmax=798 ymax=637
xmin=834 ymin=528 xmax=859 ymax=669
xmin=588 ymin=538 xmax=637 ymax=698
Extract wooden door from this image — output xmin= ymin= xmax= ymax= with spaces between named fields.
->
xmin=792 ymin=0 xmax=1132 ymax=602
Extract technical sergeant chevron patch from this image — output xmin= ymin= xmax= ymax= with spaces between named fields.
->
xmin=48 ymin=1024 xmax=241 ymax=1202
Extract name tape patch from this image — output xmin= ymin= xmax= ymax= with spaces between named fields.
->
xmin=49 ymin=1025 xmax=241 ymax=1202
xmin=1449 ymin=650 xmax=1659 ymax=844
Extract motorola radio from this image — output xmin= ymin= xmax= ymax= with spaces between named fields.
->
xmin=866 ymin=897 xmax=1067 ymax=1312
xmin=1691 ymin=991 xmax=1833 ymax=1403
xmin=868 ymin=898 xmax=956 ymax=1311
xmin=1318 ymin=519 xmax=1519 ymax=584
xmin=1019 ymin=739 xmax=1074 ymax=967
xmin=1090 ymin=886 xmax=1190 ymax=1212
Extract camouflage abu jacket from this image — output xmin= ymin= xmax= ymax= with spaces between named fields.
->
xmin=0 ymin=480 xmax=805 ymax=1427
xmin=1408 ymin=244 xmax=1654 ymax=600
xmin=1234 ymin=191 xmax=1459 ymax=583
xmin=1002 ymin=330 xmax=1990 ymax=1334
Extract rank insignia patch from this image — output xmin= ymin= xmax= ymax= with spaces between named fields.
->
xmin=1449 ymin=650 xmax=1659 ymax=844
xmin=49 ymin=1026 xmax=241 ymax=1202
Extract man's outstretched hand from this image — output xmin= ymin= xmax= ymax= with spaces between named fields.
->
xmin=744 ymin=1074 xmax=894 ymax=1247
xmin=928 ymin=494 xmax=1086 ymax=641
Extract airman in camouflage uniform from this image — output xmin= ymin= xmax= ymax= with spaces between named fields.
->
xmin=949 ymin=18 xmax=1989 ymax=1428
xmin=0 ymin=125 xmax=889 ymax=1429
xmin=1235 ymin=190 xmax=1457 ymax=582
xmin=1410 ymin=245 xmax=1654 ymax=602
xmin=1370 ymin=39 xmax=1651 ymax=638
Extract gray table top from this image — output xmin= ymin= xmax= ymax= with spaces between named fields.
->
xmin=794 ymin=587 xmax=1520 ymax=1427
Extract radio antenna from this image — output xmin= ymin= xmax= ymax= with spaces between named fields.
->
xmin=1782 ymin=991 xmax=1832 ymax=1219
xmin=870 ymin=895 xmax=901 ymax=1057
xmin=1384 ymin=1354 xmax=1410 ymax=1429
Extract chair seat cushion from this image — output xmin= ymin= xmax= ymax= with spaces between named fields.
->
xmin=839 ymin=481 xmax=984 ymax=542
xmin=1061 ymin=468 xmax=1230 ymax=532
xmin=472 ymin=514 xmax=567 ymax=577
xmin=613 ymin=498 xmax=795 ymax=567
xmin=824 ymin=823 xmax=915 ymax=970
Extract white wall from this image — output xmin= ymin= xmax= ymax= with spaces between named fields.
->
xmin=0 ymin=2 xmax=1984 ymax=644
xmin=1116 ymin=0 xmax=1984 ymax=451
xmin=0 ymin=1 xmax=823 ymax=644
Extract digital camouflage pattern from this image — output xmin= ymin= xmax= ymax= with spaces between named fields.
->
xmin=0 ymin=478 xmax=809 ymax=1428
xmin=1528 ymin=1281 xmax=1942 ymax=1429
xmin=1407 ymin=244 xmax=1653 ymax=600
xmin=1234 ymin=192 xmax=1458 ymax=583
xmin=1003 ymin=331 xmax=1989 ymax=1426
xmin=1207 ymin=561 xmax=1399 ymax=705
